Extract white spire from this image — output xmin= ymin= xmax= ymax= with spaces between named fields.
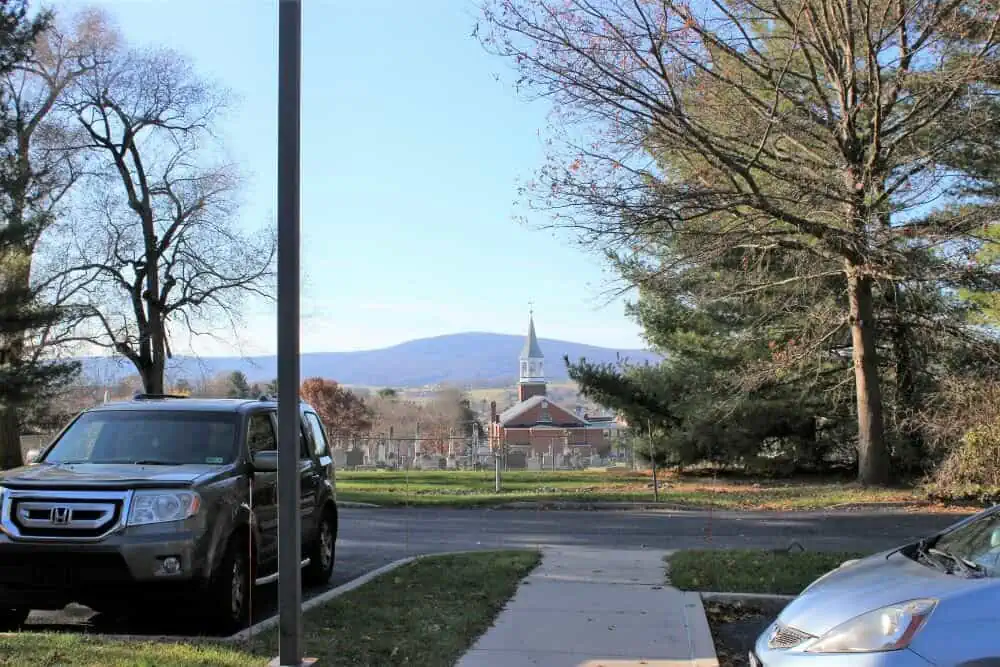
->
xmin=519 ymin=311 xmax=545 ymax=384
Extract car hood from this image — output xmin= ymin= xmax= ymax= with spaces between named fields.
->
xmin=0 ymin=463 xmax=216 ymax=489
xmin=779 ymin=550 xmax=984 ymax=636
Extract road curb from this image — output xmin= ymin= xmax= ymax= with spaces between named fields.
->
xmin=336 ymin=500 xmax=381 ymax=508
xmin=456 ymin=500 xmax=953 ymax=514
xmin=680 ymin=591 xmax=721 ymax=667
xmin=700 ymin=591 xmax=797 ymax=603
xmin=494 ymin=501 xmax=701 ymax=511
xmin=224 ymin=549 xmax=517 ymax=643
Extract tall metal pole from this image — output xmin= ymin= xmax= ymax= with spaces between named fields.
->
xmin=277 ymin=0 xmax=303 ymax=665
xmin=647 ymin=418 xmax=659 ymax=503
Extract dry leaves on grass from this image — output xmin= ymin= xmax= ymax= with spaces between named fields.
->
xmin=704 ymin=602 xmax=770 ymax=667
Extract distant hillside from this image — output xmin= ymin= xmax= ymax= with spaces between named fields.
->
xmin=77 ymin=332 xmax=660 ymax=388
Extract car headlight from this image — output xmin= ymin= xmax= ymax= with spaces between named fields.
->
xmin=127 ymin=490 xmax=201 ymax=526
xmin=805 ymin=598 xmax=937 ymax=653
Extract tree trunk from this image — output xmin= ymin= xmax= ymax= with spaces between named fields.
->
xmin=847 ymin=268 xmax=890 ymax=485
xmin=0 ymin=406 xmax=23 ymax=470
xmin=140 ymin=361 xmax=165 ymax=395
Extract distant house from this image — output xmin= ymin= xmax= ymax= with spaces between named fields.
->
xmin=487 ymin=313 xmax=614 ymax=468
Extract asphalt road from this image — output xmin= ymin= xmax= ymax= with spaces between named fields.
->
xmin=23 ymin=506 xmax=968 ymax=637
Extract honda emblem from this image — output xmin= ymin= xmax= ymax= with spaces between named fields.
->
xmin=50 ymin=506 xmax=70 ymax=525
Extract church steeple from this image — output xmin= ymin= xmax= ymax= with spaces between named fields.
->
xmin=518 ymin=310 xmax=546 ymax=401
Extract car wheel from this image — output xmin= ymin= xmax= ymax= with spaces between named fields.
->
xmin=304 ymin=510 xmax=336 ymax=586
xmin=0 ymin=607 xmax=29 ymax=631
xmin=209 ymin=539 xmax=251 ymax=633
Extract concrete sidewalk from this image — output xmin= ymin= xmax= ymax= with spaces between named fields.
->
xmin=456 ymin=547 xmax=718 ymax=667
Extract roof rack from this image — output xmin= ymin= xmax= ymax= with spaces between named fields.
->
xmin=133 ymin=392 xmax=188 ymax=400
xmin=258 ymin=394 xmax=304 ymax=403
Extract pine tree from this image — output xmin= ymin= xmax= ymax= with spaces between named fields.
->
xmin=0 ymin=2 xmax=77 ymax=469
xmin=226 ymin=371 xmax=252 ymax=399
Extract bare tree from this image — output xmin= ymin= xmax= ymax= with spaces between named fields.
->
xmin=0 ymin=8 xmax=115 ymax=468
xmin=481 ymin=0 xmax=1000 ymax=485
xmin=48 ymin=46 xmax=275 ymax=394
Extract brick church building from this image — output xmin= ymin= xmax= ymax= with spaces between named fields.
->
xmin=487 ymin=313 xmax=614 ymax=468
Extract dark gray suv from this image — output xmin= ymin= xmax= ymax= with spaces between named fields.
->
xmin=0 ymin=395 xmax=338 ymax=632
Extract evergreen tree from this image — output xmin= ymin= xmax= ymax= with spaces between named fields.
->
xmin=225 ymin=371 xmax=252 ymax=399
xmin=0 ymin=2 xmax=77 ymax=469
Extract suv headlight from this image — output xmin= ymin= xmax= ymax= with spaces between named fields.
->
xmin=128 ymin=490 xmax=201 ymax=526
xmin=804 ymin=599 xmax=937 ymax=653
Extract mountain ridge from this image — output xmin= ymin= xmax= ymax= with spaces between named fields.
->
xmin=77 ymin=331 xmax=660 ymax=388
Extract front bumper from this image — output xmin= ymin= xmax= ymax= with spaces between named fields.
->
xmin=752 ymin=632 xmax=935 ymax=666
xmin=0 ymin=523 xmax=210 ymax=609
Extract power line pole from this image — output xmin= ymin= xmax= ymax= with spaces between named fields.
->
xmin=274 ymin=1 xmax=310 ymax=665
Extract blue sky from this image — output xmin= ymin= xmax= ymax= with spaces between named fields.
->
xmin=64 ymin=0 xmax=644 ymax=356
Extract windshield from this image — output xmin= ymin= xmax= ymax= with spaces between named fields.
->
xmin=42 ymin=410 xmax=239 ymax=466
xmin=922 ymin=510 xmax=1000 ymax=578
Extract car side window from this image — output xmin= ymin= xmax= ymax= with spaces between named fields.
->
xmin=247 ymin=413 xmax=277 ymax=455
xmin=299 ymin=422 xmax=311 ymax=460
xmin=304 ymin=412 xmax=329 ymax=458
xmin=273 ymin=415 xmax=312 ymax=459
xmin=262 ymin=413 xmax=312 ymax=459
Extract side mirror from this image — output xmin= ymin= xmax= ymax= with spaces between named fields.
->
xmin=25 ymin=448 xmax=41 ymax=465
xmin=251 ymin=450 xmax=278 ymax=472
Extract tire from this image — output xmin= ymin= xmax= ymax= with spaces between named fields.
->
xmin=303 ymin=509 xmax=336 ymax=586
xmin=0 ymin=607 xmax=29 ymax=631
xmin=207 ymin=538 xmax=251 ymax=633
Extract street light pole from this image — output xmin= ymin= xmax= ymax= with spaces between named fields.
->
xmin=276 ymin=1 xmax=306 ymax=665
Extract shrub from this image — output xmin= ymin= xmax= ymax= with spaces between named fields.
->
xmin=929 ymin=420 xmax=1000 ymax=505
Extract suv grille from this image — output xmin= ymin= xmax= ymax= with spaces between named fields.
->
xmin=1 ymin=489 xmax=131 ymax=541
xmin=767 ymin=624 xmax=814 ymax=649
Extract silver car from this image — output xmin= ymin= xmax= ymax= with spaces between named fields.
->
xmin=752 ymin=505 xmax=1000 ymax=666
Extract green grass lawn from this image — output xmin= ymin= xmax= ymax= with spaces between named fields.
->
xmin=667 ymin=549 xmax=866 ymax=595
xmin=0 ymin=550 xmax=541 ymax=667
xmin=336 ymin=469 xmax=936 ymax=511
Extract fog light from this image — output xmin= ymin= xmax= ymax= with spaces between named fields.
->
xmin=160 ymin=556 xmax=182 ymax=575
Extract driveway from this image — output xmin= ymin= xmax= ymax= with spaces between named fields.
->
xmin=23 ymin=506 xmax=965 ymax=636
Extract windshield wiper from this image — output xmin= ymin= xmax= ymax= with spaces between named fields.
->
xmin=929 ymin=547 xmax=985 ymax=578
xmin=128 ymin=460 xmax=179 ymax=466
xmin=913 ymin=539 xmax=950 ymax=573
